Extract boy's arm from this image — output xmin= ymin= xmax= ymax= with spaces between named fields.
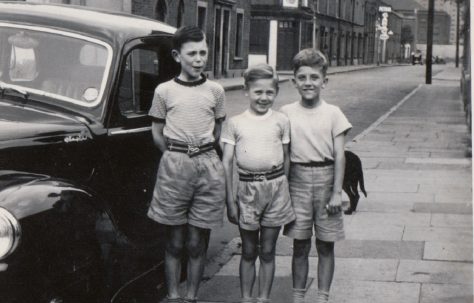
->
xmin=222 ymin=143 xmax=238 ymax=225
xmin=213 ymin=118 xmax=224 ymax=143
xmin=326 ymin=132 xmax=346 ymax=214
xmin=151 ymin=120 xmax=168 ymax=153
xmin=283 ymin=143 xmax=290 ymax=178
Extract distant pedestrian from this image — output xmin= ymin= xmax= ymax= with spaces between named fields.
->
xmin=147 ymin=26 xmax=226 ymax=303
xmin=281 ymin=48 xmax=352 ymax=303
xmin=221 ymin=64 xmax=295 ymax=303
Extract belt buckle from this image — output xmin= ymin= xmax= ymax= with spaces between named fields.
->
xmin=253 ymin=174 xmax=266 ymax=181
xmin=187 ymin=144 xmax=200 ymax=156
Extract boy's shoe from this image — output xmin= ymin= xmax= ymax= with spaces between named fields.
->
xmin=315 ymin=290 xmax=329 ymax=303
xmin=240 ymin=298 xmax=255 ymax=303
xmin=182 ymin=298 xmax=197 ymax=303
xmin=292 ymin=288 xmax=306 ymax=303
xmin=256 ymin=298 xmax=271 ymax=303
xmin=166 ymin=297 xmax=182 ymax=303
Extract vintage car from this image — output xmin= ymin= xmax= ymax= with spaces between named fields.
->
xmin=0 ymin=2 xmax=181 ymax=302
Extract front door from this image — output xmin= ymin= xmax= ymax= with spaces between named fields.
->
xmin=277 ymin=20 xmax=298 ymax=71
xmin=213 ymin=5 xmax=230 ymax=78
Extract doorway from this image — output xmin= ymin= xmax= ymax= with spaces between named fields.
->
xmin=214 ymin=5 xmax=230 ymax=78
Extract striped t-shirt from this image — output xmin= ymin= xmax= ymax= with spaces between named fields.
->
xmin=149 ymin=77 xmax=226 ymax=145
xmin=221 ymin=109 xmax=290 ymax=173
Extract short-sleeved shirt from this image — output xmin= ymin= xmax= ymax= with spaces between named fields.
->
xmin=148 ymin=77 xmax=226 ymax=145
xmin=221 ymin=109 xmax=290 ymax=173
xmin=280 ymin=100 xmax=352 ymax=163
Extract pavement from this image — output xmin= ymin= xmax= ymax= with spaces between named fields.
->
xmin=166 ymin=65 xmax=473 ymax=303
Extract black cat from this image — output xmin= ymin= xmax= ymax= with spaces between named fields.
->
xmin=343 ymin=150 xmax=367 ymax=215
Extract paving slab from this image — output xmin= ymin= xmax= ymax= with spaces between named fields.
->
xmin=430 ymin=214 xmax=473 ymax=227
xmin=364 ymin=180 xmax=419 ymax=193
xmin=345 ymin=224 xmax=404 ymax=241
xmin=435 ymin=192 xmax=473 ymax=204
xmin=347 ymin=212 xmax=431 ymax=227
xmin=423 ymin=241 xmax=473 ymax=262
xmin=274 ymin=237 xmax=424 ymax=260
xmin=412 ymin=202 xmax=473 ymax=214
xmin=418 ymin=184 xmax=472 ymax=195
xmin=362 ymin=192 xmax=434 ymax=203
xmin=306 ymin=280 xmax=421 ymax=303
xmin=198 ymin=275 xmax=313 ymax=303
xmin=420 ymin=283 xmax=474 ymax=303
xmin=403 ymin=226 xmax=473 ymax=242
xmin=406 ymin=157 xmax=472 ymax=166
xmin=397 ymin=260 xmax=473 ymax=284
xmin=356 ymin=200 xmax=416 ymax=213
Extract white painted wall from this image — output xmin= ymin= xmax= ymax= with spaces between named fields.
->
xmin=268 ymin=20 xmax=278 ymax=69
xmin=248 ymin=54 xmax=268 ymax=67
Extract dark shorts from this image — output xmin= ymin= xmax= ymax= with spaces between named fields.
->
xmin=148 ymin=150 xmax=226 ymax=229
xmin=283 ymin=164 xmax=345 ymax=242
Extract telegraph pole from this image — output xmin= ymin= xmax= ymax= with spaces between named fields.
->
xmin=426 ymin=0 xmax=434 ymax=84
xmin=455 ymin=0 xmax=460 ymax=67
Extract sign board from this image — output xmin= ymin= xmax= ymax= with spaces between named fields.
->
xmin=282 ymin=0 xmax=298 ymax=8
xmin=379 ymin=6 xmax=392 ymax=13
xmin=380 ymin=33 xmax=389 ymax=40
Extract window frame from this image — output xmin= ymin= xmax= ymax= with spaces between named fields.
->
xmin=234 ymin=9 xmax=244 ymax=60
xmin=197 ymin=1 xmax=208 ymax=31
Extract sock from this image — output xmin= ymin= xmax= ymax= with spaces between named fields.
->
xmin=316 ymin=290 xmax=329 ymax=303
xmin=292 ymin=288 xmax=306 ymax=303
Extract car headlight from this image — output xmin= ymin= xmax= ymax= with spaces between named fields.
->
xmin=0 ymin=207 xmax=21 ymax=260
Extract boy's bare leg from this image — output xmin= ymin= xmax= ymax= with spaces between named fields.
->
xmin=291 ymin=238 xmax=311 ymax=303
xmin=239 ymin=228 xmax=259 ymax=300
xmin=257 ymin=226 xmax=281 ymax=300
xmin=165 ymin=225 xmax=187 ymax=300
xmin=184 ymin=225 xmax=210 ymax=300
xmin=315 ymin=238 xmax=335 ymax=302
xmin=292 ymin=239 xmax=311 ymax=289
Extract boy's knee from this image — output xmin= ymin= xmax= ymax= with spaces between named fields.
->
xmin=166 ymin=241 xmax=185 ymax=257
xmin=315 ymin=239 xmax=334 ymax=257
xmin=241 ymin=248 xmax=258 ymax=262
xmin=259 ymin=249 xmax=275 ymax=263
xmin=186 ymin=239 xmax=207 ymax=258
xmin=293 ymin=239 xmax=311 ymax=258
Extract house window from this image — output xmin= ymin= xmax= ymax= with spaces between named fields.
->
xmin=235 ymin=11 xmax=244 ymax=58
xmin=155 ymin=0 xmax=167 ymax=22
xmin=177 ymin=0 xmax=185 ymax=28
xmin=197 ymin=1 xmax=207 ymax=31
xmin=249 ymin=19 xmax=269 ymax=55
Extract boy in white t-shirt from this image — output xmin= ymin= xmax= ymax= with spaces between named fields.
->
xmin=221 ymin=64 xmax=295 ymax=303
xmin=281 ymin=49 xmax=352 ymax=303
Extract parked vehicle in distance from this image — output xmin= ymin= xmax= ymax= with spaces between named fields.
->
xmin=0 ymin=2 xmax=181 ymax=302
xmin=411 ymin=50 xmax=423 ymax=65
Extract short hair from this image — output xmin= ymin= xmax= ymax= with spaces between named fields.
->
xmin=243 ymin=64 xmax=279 ymax=90
xmin=173 ymin=26 xmax=206 ymax=50
xmin=293 ymin=48 xmax=328 ymax=75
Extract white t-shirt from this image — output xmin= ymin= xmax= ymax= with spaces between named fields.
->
xmin=221 ymin=109 xmax=290 ymax=173
xmin=280 ymin=100 xmax=352 ymax=163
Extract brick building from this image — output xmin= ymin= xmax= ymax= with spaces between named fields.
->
xmin=248 ymin=0 xmax=382 ymax=71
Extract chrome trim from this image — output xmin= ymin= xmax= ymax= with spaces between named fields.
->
xmin=0 ymin=207 xmax=21 ymax=260
xmin=108 ymin=126 xmax=152 ymax=136
xmin=0 ymin=22 xmax=113 ymax=108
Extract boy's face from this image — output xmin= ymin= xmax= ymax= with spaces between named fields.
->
xmin=246 ymin=78 xmax=277 ymax=115
xmin=173 ymin=39 xmax=208 ymax=81
xmin=293 ymin=66 xmax=327 ymax=102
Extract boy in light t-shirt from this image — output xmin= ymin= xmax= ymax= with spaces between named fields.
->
xmin=281 ymin=49 xmax=352 ymax=303
xmin=221 ymin=64 xmax=295 ymax=303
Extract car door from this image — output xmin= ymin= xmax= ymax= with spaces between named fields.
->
xmin=100 ymin=36 xmax=179 ymax=301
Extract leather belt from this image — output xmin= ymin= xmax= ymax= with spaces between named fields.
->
xmin=291 ymin=160 xmax=334 ymax=167
xmin=167 ymin=140 xmax=215 ymax=158
xmin=239 ymin=167 xmax=285 ymax=182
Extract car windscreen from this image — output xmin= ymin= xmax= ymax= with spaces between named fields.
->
xmin=0 ymin=24 xmax=112 ymax=107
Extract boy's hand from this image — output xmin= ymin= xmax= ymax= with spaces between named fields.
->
xmin=326 ymin=192 xmax=342 ymax=215
xmin=227 ymin=203 xmax=239 ymax=225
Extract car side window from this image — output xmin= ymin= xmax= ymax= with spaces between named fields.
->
xmin=118 ymin=48 xmax=161 ymax=116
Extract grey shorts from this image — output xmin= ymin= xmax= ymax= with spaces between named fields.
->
xmin=237 ymin=175 xmax=295 ymax=231
xmin=283 ymin=164 xmax=345 ymax=242
xmin=147 ymin=150 xmax=226 ymax=229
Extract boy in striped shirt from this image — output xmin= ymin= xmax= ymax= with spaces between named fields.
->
xmin=147 ymin=26 xmax=226 ymax=303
